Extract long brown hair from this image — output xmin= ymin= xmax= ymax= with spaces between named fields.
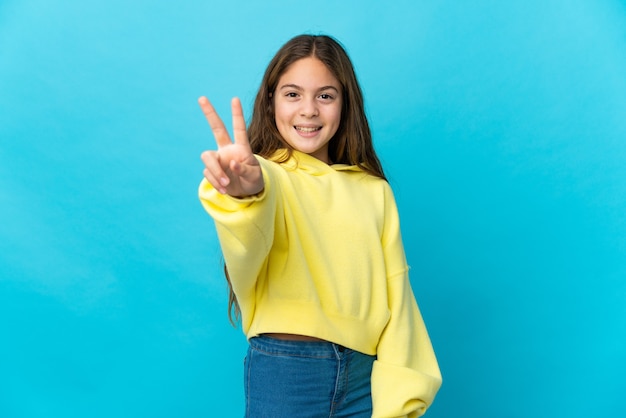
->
xmin=227 ymin=34 xmax=387 ymax=324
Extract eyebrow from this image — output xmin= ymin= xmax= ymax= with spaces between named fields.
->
xmin=279 ymin=83 xmax=340 ymax=93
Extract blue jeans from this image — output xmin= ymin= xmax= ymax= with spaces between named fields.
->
xmin=244 ymin=335 xmax=376 ymax=417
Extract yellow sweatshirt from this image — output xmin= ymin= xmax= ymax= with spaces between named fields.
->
xmin=199 ymin=150 xmax=441 ymax=417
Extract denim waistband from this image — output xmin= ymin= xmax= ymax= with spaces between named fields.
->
xmin=249 ymin=335 xmax=349 ymax=359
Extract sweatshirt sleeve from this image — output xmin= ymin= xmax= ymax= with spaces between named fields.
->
xmin=371 ymin=184 xmax=442 ymax=418
xmin=197 ymin=157 xmax=278 ymax=328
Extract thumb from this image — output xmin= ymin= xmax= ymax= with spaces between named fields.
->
xmin=229 ymin=156 xmax=259 ymax=178
xmin=229 ymin=158 xmax=263 ymax=196
xmin=229 ymin=159 xmax=254 ymax=179
xmin=229 ymin=159 xmax=243 ymax=176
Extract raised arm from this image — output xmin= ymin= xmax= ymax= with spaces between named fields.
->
xmin=199 ymin=96 xmax=264 ymax=197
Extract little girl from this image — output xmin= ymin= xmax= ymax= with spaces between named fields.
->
xmin=198 ymin=34 xmax=441 ymax=418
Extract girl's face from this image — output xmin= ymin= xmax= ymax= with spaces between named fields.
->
xmin=273 ymin=57 xmax=342 ymax=164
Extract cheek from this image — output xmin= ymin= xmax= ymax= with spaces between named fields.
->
xmin=330 ymin=107 xmax=342 ymax=129
xmin=274 ymin=103 xmax=291 ymax=126
xmin=274 ymin=107 xmax=292 ymax=138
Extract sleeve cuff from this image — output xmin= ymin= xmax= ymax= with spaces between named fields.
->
xmin=371 ymin=360 xmax=442 ymax=418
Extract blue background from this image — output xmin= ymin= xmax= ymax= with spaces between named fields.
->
xmin=1 ymin=0 xmax=625 ymax=416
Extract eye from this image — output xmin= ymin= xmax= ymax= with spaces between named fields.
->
xmin=319 ymin=93 xmax=334 ymax=100
xmin=285 ymin=92 xmax=299 ymax=98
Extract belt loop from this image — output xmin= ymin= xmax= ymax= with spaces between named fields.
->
xmin=332 ymin=344 xmax=340 ymax=358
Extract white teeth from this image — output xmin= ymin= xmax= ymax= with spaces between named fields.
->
xmin=295 ymin=126 xmax=320 ymax=133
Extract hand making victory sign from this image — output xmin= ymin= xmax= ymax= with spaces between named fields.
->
xmin=199 ymin=96 xmax=263 ymax=197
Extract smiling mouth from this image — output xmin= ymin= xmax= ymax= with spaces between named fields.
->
xmin=295 ymin=126 xmax=322 ymax=133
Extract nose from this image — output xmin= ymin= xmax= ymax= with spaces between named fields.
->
xmin=299 ymin=97 xmax=319 ymax=118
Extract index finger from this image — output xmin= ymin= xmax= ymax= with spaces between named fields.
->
xmin=231 ymin=97 xmax=250 ymax=147
xmin=198 ymin=96 xmax=232 ymax=148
